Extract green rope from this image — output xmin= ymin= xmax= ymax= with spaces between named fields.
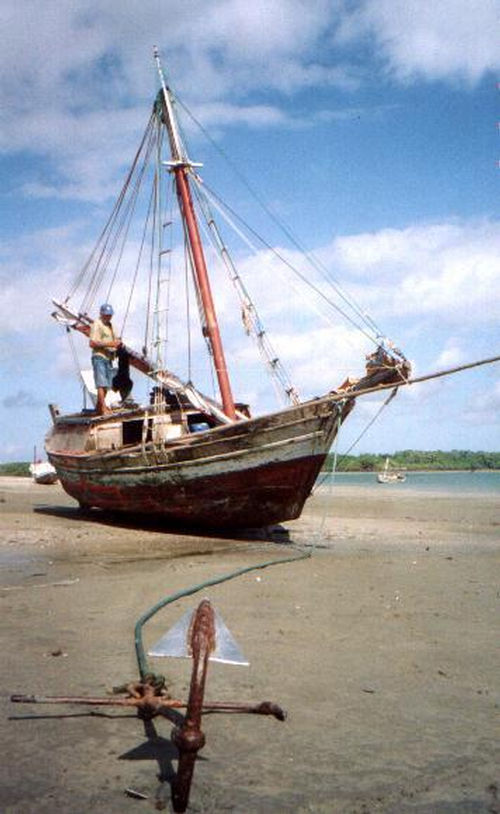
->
xmin=134 ymin=547 xmax=311 ymax=680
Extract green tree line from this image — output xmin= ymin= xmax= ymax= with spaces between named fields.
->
xmin=0 ymin=462 xmax=31 ymax=476
xmin=1 ymin=451 xmax=499 ymax=477
xmin=324 ymin=450 xmax=500 ymax=473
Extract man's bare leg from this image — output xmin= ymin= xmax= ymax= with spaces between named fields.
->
xmin=96 ymin=387 xmax=110 ymax=415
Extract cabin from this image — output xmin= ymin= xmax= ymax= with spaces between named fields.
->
xmin=46 ymin=387 xmax=221 ymax=456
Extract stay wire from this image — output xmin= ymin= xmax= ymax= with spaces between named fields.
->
xmin=191 ymin=179 xmax=299 ymax=405
xmin=121 ymin=175 xmax=156 ymax=337
xmin=160 ymin=177 xmax=176 ymax=367
xmin=144 ymin=171 xmax=158 ymax=357
xmin=197 ymin=180 xmax=380 ymax=347
xmin=311 ymin=406 xmax=344 ymax=543
xmin=71 ymin=112 xmax=156 ymax=310
xmin=82 ymin=118 xmax=157 ymax=315
xmin=312 ymin=387 xmax=398 ymax=493
xmin=184 ymin=231 xmax=193 ymax=381
xmin=174 ymin=94 xmax=383 ymax=339
xmin=105 ymin=123 xmax=158 ymax=306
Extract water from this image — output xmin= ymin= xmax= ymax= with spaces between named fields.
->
xmin=318 ymin=470 xmax=500 ymax=495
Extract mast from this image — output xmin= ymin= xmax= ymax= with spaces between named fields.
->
xmin=154 ymin=49 xmax=236 ymax=420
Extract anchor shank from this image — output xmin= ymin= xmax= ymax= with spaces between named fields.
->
xmin=171 ymin=599 xmax=215 ymax=812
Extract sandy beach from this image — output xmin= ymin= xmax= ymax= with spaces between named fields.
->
xmin=0 ymin=476 xmax=498 ymax=813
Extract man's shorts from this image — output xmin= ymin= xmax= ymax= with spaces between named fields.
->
xmin=92 ymin=355 xmax=114 ymax=389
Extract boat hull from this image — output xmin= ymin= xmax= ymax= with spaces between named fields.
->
xmin=46 ymin=396 xmax=350 ymax=528
xmin=29 ymin=462 xmax=58 ymax=485
xmin=56 ymin=452 xmax=324 ymax=528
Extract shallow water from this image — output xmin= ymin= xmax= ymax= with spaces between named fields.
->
xmin=319 ymin=469 xmax=500 ymax=495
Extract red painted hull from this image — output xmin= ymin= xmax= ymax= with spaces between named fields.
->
xmin=47 ymin=395 xmax=351 ymax=529
xmin=58 ymin=452 xmax=324 ymax=528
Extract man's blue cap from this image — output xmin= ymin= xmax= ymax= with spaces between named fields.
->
xmin=100 ymin=303 xmax=114 ymax=316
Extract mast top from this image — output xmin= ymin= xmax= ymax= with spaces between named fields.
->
xmin=152 ymin=48 xmax=236 ymax=421
xmin=153 ymin=47 xmax=202 ymax=170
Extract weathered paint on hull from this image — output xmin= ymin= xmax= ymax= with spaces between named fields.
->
xmin=47 ymin=394 xmax=351 ymax=529
xmin=57 ymin=452 xmax=324 ymax=528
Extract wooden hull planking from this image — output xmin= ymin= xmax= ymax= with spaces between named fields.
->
xmin=46 ymin=396 xmax=349 ymax=528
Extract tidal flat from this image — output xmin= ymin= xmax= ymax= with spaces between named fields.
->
xmin=0 ymin=477 xmax=498 ymax=812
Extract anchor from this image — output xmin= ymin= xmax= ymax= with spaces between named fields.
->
xmin=11 ymin=599 xmax=285 ymax=812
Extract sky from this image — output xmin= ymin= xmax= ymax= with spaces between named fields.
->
xmin=1 ymin=0 xmax=499 ymax=462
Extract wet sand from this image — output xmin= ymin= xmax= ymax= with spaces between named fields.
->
xmin=0 ymin=477 xmax=498 ymax=813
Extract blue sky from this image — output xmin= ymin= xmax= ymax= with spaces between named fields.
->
xmin=1 ymin=0 xmax=499 ymax=462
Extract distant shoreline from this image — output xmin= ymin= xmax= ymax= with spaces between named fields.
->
xmin=321 ymin=468 xmax=500 ymax=474
xmin=1 ymin=467 xmax=500 ymax=480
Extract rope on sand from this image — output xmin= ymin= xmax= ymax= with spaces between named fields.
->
xmin=132 ymin=352 xmax=500 ymax=680
xmin=134 ymin=547 xmax=311 ymax=681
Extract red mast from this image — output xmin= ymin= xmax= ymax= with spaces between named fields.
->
xmin=154 ymin=51 xmax=236 ymax=421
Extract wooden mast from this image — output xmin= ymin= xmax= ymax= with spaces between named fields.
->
xmin=154 ymin=50 xmax=236 ymax=420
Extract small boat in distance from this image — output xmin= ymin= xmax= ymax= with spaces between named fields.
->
xmin=29 ymin=462 xmax=58 ymax=485
xmin=45 ymin=52 xmax=410 ymax=529
xmin=30 ymin=447 xmax=58 ymax=485
xmin=377 ymin=457 xmax=407 ymax=484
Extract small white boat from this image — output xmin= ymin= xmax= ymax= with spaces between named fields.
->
xmin=29 ymin=461 xmax=58 ymax=485
xmin=30 ymin=446 xmax=58 ymax=484
xmin=377 ymin=457 xmax=406 ymax=484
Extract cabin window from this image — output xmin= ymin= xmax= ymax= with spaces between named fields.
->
xmin=123 ymin=419 xmax=145 ymax=446
xmin=187 ymin=413 xmax=214 ymax=433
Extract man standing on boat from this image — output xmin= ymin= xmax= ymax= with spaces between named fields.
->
xmin=89 ymin=304 xmax=121 ymax=415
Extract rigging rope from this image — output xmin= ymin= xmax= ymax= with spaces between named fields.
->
xmin=326 ymin=353 xmax=500 ymax=404
xmin=159 ymin=177 xmax=176 ymax=367
xmin=121 ymin=174 xmax=156 ymax=337
xmin=184 ymin=230 xmax=193 ymax=381
xmin=196 ymin=179 xmax=381 ymax=346
xmin=311 ymin=352 xmax=500 ymax=490
xmin=192 ymin=178 xmax=300 ymax=406
xmin=76 ymin=114 xmax=158 ymax=316
xmin=67 ymin=112 xmax=156 ymax=303
xmin=144 ymin=169 xmax=158 ymax=358
xmin=65 ymin=327 xmax=93 ymax=409
xmin=312 ymin=388 xmax=398 ymax=492
xmin=310 ymin=406 xmax=344 ymax=542
xmin=104 ymin=131 xmax=156 ymax=307
xmin=174 ymin=93 xmax=385 ymax=341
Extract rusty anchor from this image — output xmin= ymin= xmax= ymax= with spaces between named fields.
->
xmin=11 ymin=599 xmax=285 ymax=812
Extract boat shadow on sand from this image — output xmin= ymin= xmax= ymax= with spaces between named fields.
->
xmin=33 ymin=504 xmax=293 ymax=545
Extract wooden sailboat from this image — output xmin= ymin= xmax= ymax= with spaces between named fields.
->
xmin=45 ymin=53 xmax=410 ymax=529
xmin=377 ymin=457 xmax=407 ymax=483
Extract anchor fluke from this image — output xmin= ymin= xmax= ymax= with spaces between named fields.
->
xmin=148 ymin=603 xmax=249 ymax=666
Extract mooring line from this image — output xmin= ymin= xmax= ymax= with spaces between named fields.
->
xmin=134 ymin=546 xmax=311 ymax=680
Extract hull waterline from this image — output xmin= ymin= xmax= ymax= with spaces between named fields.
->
xmin=46 ymin=396 xmax=350 ymax=529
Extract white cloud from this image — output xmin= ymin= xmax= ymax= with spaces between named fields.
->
xmin=433 ymin=339 xmax=466 ymax=369
xmin=2 ymin=0 xmax=497 ymax=203
xmin=337 ymin=0 xmax=500 ymax=85
xmin=3 ymin=213 xmax=497 ymax=378
xmin=328 ymin=218 xmax=500 ymax=325
xmin=1 ymin=1 xmax=351 ymax=201
xmin=464 ymin=380 xmax=500 ymax=425
xmin=188 ymin=102 xmax=291 ymax=130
